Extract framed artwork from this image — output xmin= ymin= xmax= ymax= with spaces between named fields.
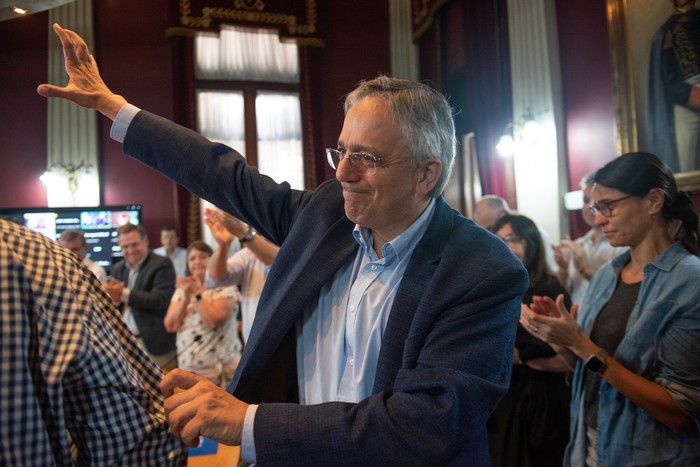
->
xmin=607 ymin=0 xmax=700 ymax=191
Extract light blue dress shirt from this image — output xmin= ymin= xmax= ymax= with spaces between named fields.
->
xmin=566 ymin=242 xmax=700 ymax=466
xmin=241 ymin=200 xmax=436 ymax=463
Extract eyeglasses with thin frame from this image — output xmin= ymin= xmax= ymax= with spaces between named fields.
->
xmin=499 ymin=235 xmax=524 ymax=245
xmin=588 ymin=194 xmax=634 ymax=217
xmin=326 ymin=148 xmax=411 ymax=175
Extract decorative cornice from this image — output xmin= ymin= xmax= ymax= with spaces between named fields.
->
xmin=178 ymin=0 xmax=317 ymax=37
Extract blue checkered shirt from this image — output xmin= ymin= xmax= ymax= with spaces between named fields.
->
xmin=0 ymin=220 xmax=186 ymax=465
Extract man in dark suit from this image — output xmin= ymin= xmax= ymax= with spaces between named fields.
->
xmin=40 ymin=24 xmax=529 ymax=466
xmin=106 ymin=223 xmax=177 ymax=370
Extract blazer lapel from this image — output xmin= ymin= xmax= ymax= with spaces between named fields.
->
xmin=372 ymin=198 xmax=454 ymax=392
xmin=232 ymin=216 xmax=357 ymax=392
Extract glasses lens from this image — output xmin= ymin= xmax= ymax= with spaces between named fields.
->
xmin=502 ymin=235 xmax=522 ymax=244
xmin=353 ymin=154 xmax=375 ymax=174
xmin=326 ymin=149 xmax=340 ymax=170
xmin=326 ymin=149 xmax=378 ymax=175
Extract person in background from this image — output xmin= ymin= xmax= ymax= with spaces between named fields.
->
xmin=38 ymin=24 xmax=529 ymax=465
xmin=106 ymin=223 xmax=177 ymax=370
xmin=488 ymin=213 xmax=572 ymax=467
xmin=0 ymin=219 xmax=186 ymax=465
xmin=58 ymin=228 xmax=107 ymax=283
xmin=521 ymin=152 xmax=700 ymax=466
xmin=164 ymin=241 xmax=242 ymax=387
xmin=204 ymin=207 xmax=278 ymax=345
xmin=153 ymin=225 xmax=187 ymax=276
xmin=473 ymin=194 xmax=510 ymax=230
xmin=474 ymin=194 xmax=558 ymax=272
xmin=553 ymin=173 xmax=626 ymax=305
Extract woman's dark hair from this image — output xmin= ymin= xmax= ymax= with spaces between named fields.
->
xmin=594 ymin=152 xmax=699 ymax=255
xmin=492 ymin=213 xmax=552 ymax=288
xmin=184 ymin=241 xmax=213 ymax=276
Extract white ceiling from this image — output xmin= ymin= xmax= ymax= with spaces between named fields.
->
xmin=0 ymin=0 xmax=75 ymax=22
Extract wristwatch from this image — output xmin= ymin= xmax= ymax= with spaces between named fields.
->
xmin=239 ymin=227 xmax=256 ymax=244
xmin=584 ymin=348 xmax=609 ymax=374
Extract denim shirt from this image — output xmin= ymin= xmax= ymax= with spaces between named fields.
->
xmin=565 ymin=242 xmax=700 ymax=467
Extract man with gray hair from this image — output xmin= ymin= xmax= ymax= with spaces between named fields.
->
xmin=39 ymin=24 xmax=528 ymax=466
xmin=58 ymin=228 xmax=107 ymax=283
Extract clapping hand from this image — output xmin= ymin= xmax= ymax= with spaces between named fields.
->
xmin=104 ymin=277 xmax=125 ymax=303
xmin=520 ymin=294 xmax=583 ymax=349
xmin=175 ymin=275 xmax=200 ymax=297
xmin=204 ymin=208 xmax=249 ymax=244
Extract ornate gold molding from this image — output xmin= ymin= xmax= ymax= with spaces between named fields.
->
xmin=179 ymin=0 xmax=317 ymax=37
xmin=606 ymin=0 xmax=638 ymax=156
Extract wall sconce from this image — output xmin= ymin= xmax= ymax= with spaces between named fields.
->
xmin=496 ymin=108 xmax=544 ymax=157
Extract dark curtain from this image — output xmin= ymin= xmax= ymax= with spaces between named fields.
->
xmin=416 ymin=0 xmax=516 ymax=209
xmin=169 ymin=34 xmax=201 ymax=245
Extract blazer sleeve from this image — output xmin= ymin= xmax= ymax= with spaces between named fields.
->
xmin=122 ymin=111 xmax=311 ymax=247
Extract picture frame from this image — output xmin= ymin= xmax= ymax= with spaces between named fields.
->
xmin=606 ymin=0 xmax=700 ymax=192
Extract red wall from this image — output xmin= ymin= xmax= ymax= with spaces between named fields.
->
xmin=312 ymin=1 xmax=392 ymax=182
xmin=0 ymin=1 xmax=390 ymax=244
xmin=94 ymin=0 xmax=179 ymax=244
xmin=0 ymin=12 xmax=50 ymax=208
xmin=556 ymin=0 xmax=617 ymax=238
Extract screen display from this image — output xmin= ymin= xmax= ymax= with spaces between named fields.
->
xmin=0 ymin=205 xmax=142 ymax=275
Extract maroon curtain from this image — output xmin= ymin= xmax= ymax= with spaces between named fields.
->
xmin=416 ymin=0 xmax=516 ymax=209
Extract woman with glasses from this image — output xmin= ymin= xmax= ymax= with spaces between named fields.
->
xmin=521 ymin=152 xmax=700 ymax=466
xmin=488 ymin=213 xmax=572 ymax=467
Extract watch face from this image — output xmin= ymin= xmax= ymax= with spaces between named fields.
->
xmin=585 ymin=355 xmax=604 ymax=373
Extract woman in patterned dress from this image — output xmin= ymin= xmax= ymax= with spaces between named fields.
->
xmin=164 ymin=241 xmax=242 ymax=387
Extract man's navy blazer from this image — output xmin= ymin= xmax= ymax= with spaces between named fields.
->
xmin=123 ymin=110 xmax=529 ymax=466
xmin=111 ymin=251 xmax=176 ymax=355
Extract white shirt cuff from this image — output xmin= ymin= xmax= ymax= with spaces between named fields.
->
xmin=110 ymin=103 xmax=141 ymax=142
xmin=240 ymin=404 xmax=258 ymax=464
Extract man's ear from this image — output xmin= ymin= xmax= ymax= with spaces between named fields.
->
xmin=416 ymin=159 xmax=442 ymax=197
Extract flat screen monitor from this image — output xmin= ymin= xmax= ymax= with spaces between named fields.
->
xmin=0 ymin=204 xmax=142 ymax=276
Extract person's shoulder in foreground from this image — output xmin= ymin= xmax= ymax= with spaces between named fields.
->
xmin=0 ymin=219 xmax=186 ymax=465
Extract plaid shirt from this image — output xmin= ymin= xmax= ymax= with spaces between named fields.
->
xmin=0 ymin=220 xmax=186 ymax=466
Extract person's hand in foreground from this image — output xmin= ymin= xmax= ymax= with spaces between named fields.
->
xmin=161 ymin=369 xmax=249 ymax=447
xmin=36 ymin=23 xmax=126 ymax=120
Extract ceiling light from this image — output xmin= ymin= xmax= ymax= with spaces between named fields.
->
xmin=12 ymin=6 xmax=28 ymax=14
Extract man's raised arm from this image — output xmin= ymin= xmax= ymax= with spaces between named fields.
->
xmin=36 ymin=23 xmax=126 ymax=120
